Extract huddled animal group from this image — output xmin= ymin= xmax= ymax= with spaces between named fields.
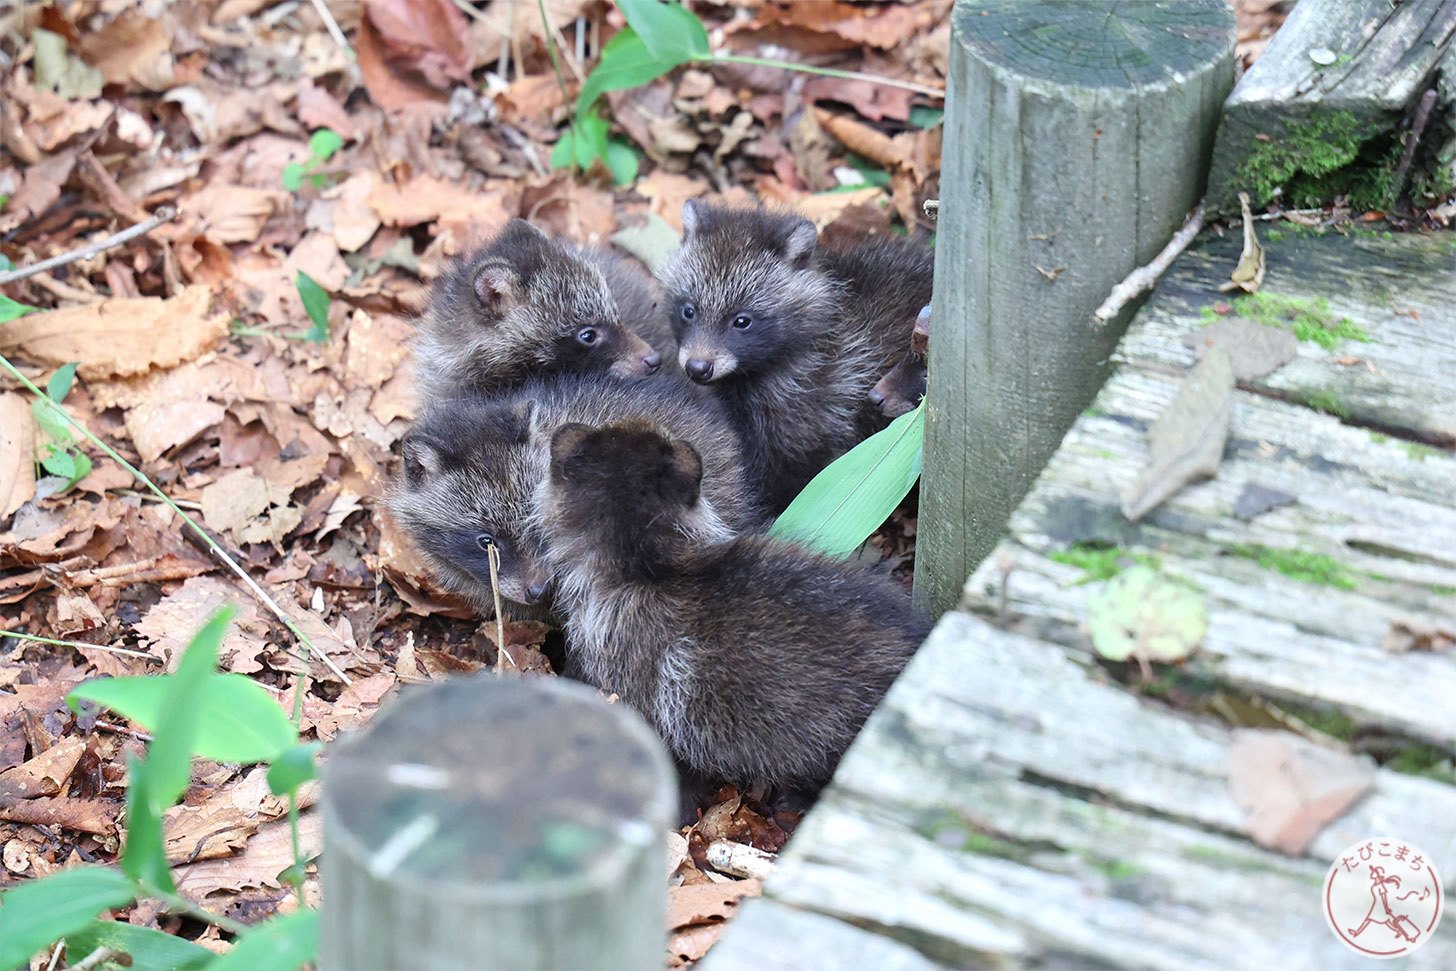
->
xmin=390 ymin=202 xmax=935 ymax=809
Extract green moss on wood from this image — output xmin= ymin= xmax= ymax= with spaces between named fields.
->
xmin=1227 ymin=544 xmax=1358 ymax=590
xmin=1228 ymin=292 xmax=1369 ymax=350
xmin=1402 ymin=442 xmax=1440 ymax=462
xmin=1237 ymin=111 xmax=1403 ymax=210
xmin=1050 ymin=542 xmax=1161 ymax=583
xmin=1299 ymin=389 xmax=1349 ymax=418
xmin=1387 ymin=744 xmax=1456 ymax=786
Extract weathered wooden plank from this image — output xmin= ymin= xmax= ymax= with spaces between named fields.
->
xmin=1116 ymin=230 xmax=1456 ymax=442
xmin=1206 ymin=0 xmax=1456 ymax=214
xmin=702 ymin=899 xmax=946 ymax=971
xmin=915 ymin=0 xmax=1235 ymax=615
xmin=707 ymin=614 xmax=1456 ymax=969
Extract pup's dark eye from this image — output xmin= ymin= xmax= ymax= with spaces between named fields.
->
xmin=732 ymin=314 xmax=753 ymax=330
xmin=475 ymin=533 xmax=496 ymax=552
xmin=576 ymin=326 xmax=599 ymax=346
xmin=679 ymin=304 xmax=696 ymax=322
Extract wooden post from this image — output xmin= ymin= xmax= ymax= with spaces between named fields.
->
xmin=914 ymin=0 xmax=1235 ymax=615
xmin=320 ymin=675 xmax=676 ymax=971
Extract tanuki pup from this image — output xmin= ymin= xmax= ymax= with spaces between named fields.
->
xmin=389 ymin=373 xmax=762 ymax=620
xmin=541 ymin=419 xmax=929 ymax=794
xmin=869 ymin=302 xmax=931 ymax=418
xmin=660 ymin=201 xmax=933 ymax=512
xmin=413 ymin=219 xmax=667 ymax=402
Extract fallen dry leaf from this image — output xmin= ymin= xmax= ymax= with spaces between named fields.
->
xmin=0 ymin=736 xmax=86 ymax=799
xmin=667 ymin=879 xmax=762 ymax=931
xmin=1228 ymin=729 xmax=1375 ymax=855
xmin=0 ymin=393 xmax=37 ymax=518
xmin=0 ymin=286 xmax=228 ymax=380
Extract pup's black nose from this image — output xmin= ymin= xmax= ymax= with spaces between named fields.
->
xmin=642 ymin=351 xmax=662 ymax=374
xmin=524 ymin=579 xmax=550 ymax=604
xmin=686 ymin=359 xmax=714 ymax=383
xmin=867 ymin=387 xmax=886 ymax=406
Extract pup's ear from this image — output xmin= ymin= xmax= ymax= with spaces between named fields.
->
xmin=401 ymin=434 xmax=445 ymax=487
xmin=782 ymin=216 xmax=818 ymax=270
xmin=681 ymin=199 xmax=712 ymax=239
xmin=549 ymin=423 xmax=595 ymax=480
xmin=499 ymin=218 xmax=549 ymax=244
xmin=660 ymin=439 xmax=703 ymax=508
xmin=473 ymin=262 xmax=520 ymax=315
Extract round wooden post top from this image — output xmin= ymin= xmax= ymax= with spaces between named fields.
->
xmin=324 ymin=674 xmax=677 ymax=901
xmin=955 ymin=0 xmax=1234 ymax=89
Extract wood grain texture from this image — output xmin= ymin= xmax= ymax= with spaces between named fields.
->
xmin=319 ymin=675 xmax=675 ymax=971
xmin=1205 ymin=0 xmax=1456 ymax=213
xmin=914 ymin=0 xmax=1235 ymax=614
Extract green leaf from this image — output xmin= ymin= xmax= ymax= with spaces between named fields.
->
xmin=66 ymin=919 xmax=214 ymax=971
xmin=31 ymin=399 xmax=73 ymax=445
xmin=294 ymin=271 xmax=330 ymax=342
xmin=550 ymin=129 xmax=577 ymax=170
xmin=64 ymin=452 xmax=93 ymax=490
xmin=847 ymin=154 xmax=891 ymax=188
xmin=575 ymin=28 xmax=679 ymax=114
xmin=771 ymin=401 xmax=925 ymax=556
xmin=604 ymin=137 xmax=640 ymax=186
xmin=281 ymin=162 xmax=306 ymax=193
xmin=618 ymin=0 xmax=709 ymax=63
xmin=206 ymin=910 xmax=318 ymax=971
xmin=70 ymin=673 xmax=297 ymax=765
xmin=0 ymin=294 xmax=39 ymax=324
xmin=266 ymin=742 xmax=322 ymax=797
xmin=573 ymin=111 xmax=611 ymax=171
xmin=122 ymin=752 xmax=173 ymax=892
xmin=46 ymin=362 xmax=78 ymax=402
xmin=139 ymin=607 xmax=235 ymax=806
xmin=908 ymin=105 xmax=945 ymax=129
xmin=308 ymin=128 xmax=344 ymax=163
xmin=0 ymin=866 xmax=136 ymax=971
xmin=40 ymin=449 xmax=79 ymax=480
xmin=1087 ymin=565 xmax=1207 ymax=665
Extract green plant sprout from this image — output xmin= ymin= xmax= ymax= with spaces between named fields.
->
xmin=283 ymin=129 xmax=345 ymax=192
xmin=556 ymin=0 xmax=941 ymax=184
xmin=292 ymin=271 xmax=332 ymax=342
xmin=1 ymin=292 xmax=37 ymax=323
xmin=31 ymin=363 xmax=93 ymax=493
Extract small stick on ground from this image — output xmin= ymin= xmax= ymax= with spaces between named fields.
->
xmin=1391 ymin=88 xmax=1438 ymax=201
xmin=488 ymin=544 xmax=515 ymax=673
xmin=0 ymin=206 xmax=177 ymax=286
xmin=308 ymin=0 xmax=356 ymax=64
xmin=1093 ymin=202 xmax=1206 ymax=325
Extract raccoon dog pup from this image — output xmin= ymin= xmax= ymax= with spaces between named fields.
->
xmin=659 ymin=201 xmax=934 ymax=512
xmin=389 ymin=373 xmax=763 ymax=619
xmin=869 ymin=303 xmax=931 ymax=419
xmin=541 ymin=420 xmax=928 ymax=793
xmin=413 ymin=219 xmax=666 ymax=402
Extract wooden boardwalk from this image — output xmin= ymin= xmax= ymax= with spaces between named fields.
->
xmin=704 ymin=230 xmax=1456 ymax=969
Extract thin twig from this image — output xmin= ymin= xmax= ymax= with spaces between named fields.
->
xmin=307 ymin=0 xmax=355 ymax=63
xmin=1 ymin=629 xmax=160 ymax=660
xmin=0 ymin=355 xmax=352 ymax=688
xmin=44 ymin=942 xmax=64 ymax=971
xmin=488 ymin=544 xmax=514 ymax=673
xmin=67 ymin=947 xmax=117 ymax=971
xmin=0 ymin=207 xmax=177 ymax=287
xmin=537 ymin=0 xmax=584 ymax=86
xmin=712 ymin=54 xmax=945 ymax=99
xmin=1093 ymin=203 xmax=1206 ymax=325
xmin=1391 ymin=87 xmax=1438 ymax=201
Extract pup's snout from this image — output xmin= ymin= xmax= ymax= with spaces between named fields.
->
xmin=642 ymin=351 xmax=662 ymax=374
xmin=686 ymin=359 xmax=715 ymax=383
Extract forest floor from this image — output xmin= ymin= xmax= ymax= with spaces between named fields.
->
xmin=0 ymin=0 xmax=1372 ymax=965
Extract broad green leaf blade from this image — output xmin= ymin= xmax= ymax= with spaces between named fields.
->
xmin=550 ymin=129 xmax=577 ymax=170
xmin=294 ymin=271 xmax=330 ymax=342
xmin=771 ymin=401 xmax=925 ymax=557
xmin=70 ymin=673 xmax=297 ymax=765
xmin=574 ymin=110 xmax=610 ymax=171
xmin=0 ymin=866 xmax=136 ymax=971
xmin=281 ymin=163 xmax=306 ymax=193
xmin=40 ymin=449 xmax=80 ymax=480
xmin=66 ymin=919 xmax=214 ymax=971
xmin=206 ymin=909 xmax=319 ymax=971
xmin=266 ymin=742 xmax=322 ymax=797
xmin=47 ymin=362 xmax=78 ymax=402
xmin=604 ymin=138 xmax=640 ymax=186
xmin=142 ymin=606 xmax=235 ymax=806
xmin=618 ymin=0 xmax=709 ymax=63
xmin=308 ymin=128 xmax=344 ymax=162
xmin=30 ymin=398 xmax=73 ymax=444
xmin=575 ymin=28 xmax=679 ymax=114
xmin=1 ymin=294 xmax=39 ymax=324
xmin=122 ymin=753 xmax=173 ymax=892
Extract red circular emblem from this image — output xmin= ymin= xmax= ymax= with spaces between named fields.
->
xmin=1325 ymin=837 xmax=1443 ymax=958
